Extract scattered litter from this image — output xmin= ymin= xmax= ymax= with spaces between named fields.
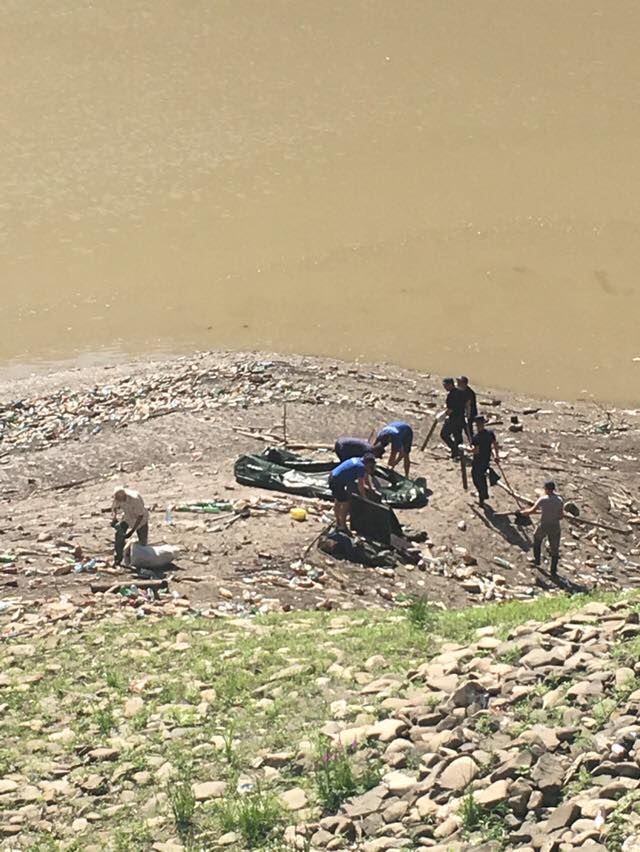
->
xmin=176 ymin=501 xmax=233 ymax=514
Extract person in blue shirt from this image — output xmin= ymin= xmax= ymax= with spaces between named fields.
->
xmin=375 ymin=421 xmax=414 ymax=477
xmin=328 ymin=454 xmax=378 ymax=531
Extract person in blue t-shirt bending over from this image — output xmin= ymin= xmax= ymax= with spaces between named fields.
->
xmin=328 ymin=454 xmax=378 ymax=531
xmin=375 ymin=421 xmax=414 ymax=477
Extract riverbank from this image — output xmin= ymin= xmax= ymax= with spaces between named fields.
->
xmin=2 ymin=590 xmax=640 ymax=849
xmin=1 ymin=350 xmax=639 ymax=631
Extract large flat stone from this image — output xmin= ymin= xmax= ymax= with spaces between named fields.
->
xmin=531 ymin=754 xmax=564 ymax=806
xmin=520 ymin=646 xmax=571 ymax=669
xmin=545 ymin=801 xmax=580 ymax=831
xmin=473 ymin=779 xmax=511 ymax=807
xmin=343 ymin=785 xmax=386 ymax=818
xmin=192 ymin=781 xmax=226 ymax=801
xmin=367 ymin=718 xmax=409 ymax=742
xmin=438 ymin=756 xmax=478 ymax=791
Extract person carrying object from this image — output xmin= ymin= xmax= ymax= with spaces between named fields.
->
xmin=374 ymin=421 xmax=414 ymax=477
xmin=334 ymin=436 xmax=385 ymax=462
xmin=111 ymin=487 xmax=149 ymax=566
xmin=469 ymin=415 xmax=499 ymax=506
xmin=328 ymin=454 xmax=378 ymax=532
xmin=519 ymin=480 xmax=564 ymax=575
xmin=440 ymin=378 xmax=467 ymax=460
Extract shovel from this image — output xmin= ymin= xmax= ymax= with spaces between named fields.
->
xmin=495 ymin=459 xmax=526 ymax=511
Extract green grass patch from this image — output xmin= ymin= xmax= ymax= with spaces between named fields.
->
xmin=314 ymin=738 xmax=382 ymax=814
xmin=215 ymin=788 xmax=285 ymax=847
xmin=432 ymin=591 xmax=628 ymax=643
xmin=168 ymin=778 xmax=197 ymax=839
xmin=459 ymin=789 xmax=508 ymax=849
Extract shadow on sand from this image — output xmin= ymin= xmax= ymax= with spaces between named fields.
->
xmin=470 ymin=503 xmax=532 ymax=551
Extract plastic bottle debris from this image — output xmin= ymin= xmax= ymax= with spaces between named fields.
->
xmin=176 ymin=501 xmax=233 ymax=514
xmin=73 ymin=558 xmax=97 ymax=574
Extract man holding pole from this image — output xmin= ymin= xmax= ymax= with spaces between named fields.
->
xmin=470 ymin=416 xmax=499 ymax=506
xmin=519 ymin=480 xmax=564 ymax=575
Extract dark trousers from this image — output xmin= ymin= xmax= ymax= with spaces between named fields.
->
xmin=533 ymin=521 xmax=561 ymax=573
xmin=440 ymin=416 xmax=465 ymax=458
xmin=472 ymin=460 xmax=489 ymax=500
xmin=114 ymin=521 xmax=149 ymax=564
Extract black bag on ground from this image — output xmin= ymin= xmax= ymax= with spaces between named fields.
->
xmin=488 ymin=468 xmax=501 ymax=486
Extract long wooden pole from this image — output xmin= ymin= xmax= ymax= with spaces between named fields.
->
xmin=283 ymin=403 xmax=288 ymax=449
xmin=460 ymin=451 xmax=468 ymax=491
xmin=421 ymin=417 xmax=439 ymax=452
xmin=495 ymin=460 xmax=526 ymax=509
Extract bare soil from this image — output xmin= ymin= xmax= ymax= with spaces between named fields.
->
xmin=1 ymin=350 xmax=639 ymax=625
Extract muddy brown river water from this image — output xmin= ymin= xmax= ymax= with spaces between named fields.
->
xmin=2 ymin=0 xmax=640 ymax=400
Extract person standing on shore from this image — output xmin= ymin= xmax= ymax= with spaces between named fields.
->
xmin=519 ymin=480 xmax=564 ymax=575
xmin=111 ymin=487 xmax=149 ymax=566
xmin=334 ymin=436 xmax=384 ymax=462
xmin=469 ymin=416 xmax=499 ymax=506
xmin=374 ymin=421 xmax=413 ymax=477
xmin=457 ymin=375 xmax=477 ymax=438
xmin=440 ymin=378 xmax=466 ymax=460
xmin=329 ymin=454 xmax=378 ymax=531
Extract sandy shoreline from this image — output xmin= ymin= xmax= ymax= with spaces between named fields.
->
xmin=1 ymin=349 xmax=640 ymax=623
xmin=2 ymin=345 xmax=640 ymax=409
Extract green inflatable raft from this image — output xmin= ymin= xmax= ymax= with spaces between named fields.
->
xmin=233 ymin=448 xmax=429 ymax=509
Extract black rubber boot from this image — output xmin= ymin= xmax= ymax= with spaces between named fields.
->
xmin=550 ymin=554 xmax=559 ymax=576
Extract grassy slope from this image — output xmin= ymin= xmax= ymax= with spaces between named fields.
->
xmin=1 ymin=590 xmax=636 ymax=851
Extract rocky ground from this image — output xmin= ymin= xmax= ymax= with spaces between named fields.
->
xmin=1 ymin=350 xmax=640 ymax=635
xmin=2 ymin=590 xmax=640 ymax=849
xmin=2 ymin=351 xmax=640 ymax=850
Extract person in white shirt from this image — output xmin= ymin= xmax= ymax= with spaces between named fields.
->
xmin=111 ymin=487 xmax=149 ymax=566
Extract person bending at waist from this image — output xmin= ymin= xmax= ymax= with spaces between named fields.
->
xmin=334 ymin=436 xmax=385 ymax=462
xmin=374 ymin=421 xmax=413 ymax=477
xmin=328 ymin=454 xmax=378 ymax=532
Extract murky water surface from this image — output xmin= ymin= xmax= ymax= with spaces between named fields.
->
xmin=2 ymin=1 xmax=640 ymax=400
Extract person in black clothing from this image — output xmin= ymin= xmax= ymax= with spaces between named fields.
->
xmin=457 ymin=376 xmax=477 ymax=438
xmin=334 ymin=436 xmax=384 ymax=462
xmin=470 ymin=416 xmax=499 ymax=506
xmin=440 ymin=378 xmax=467 ymax=459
